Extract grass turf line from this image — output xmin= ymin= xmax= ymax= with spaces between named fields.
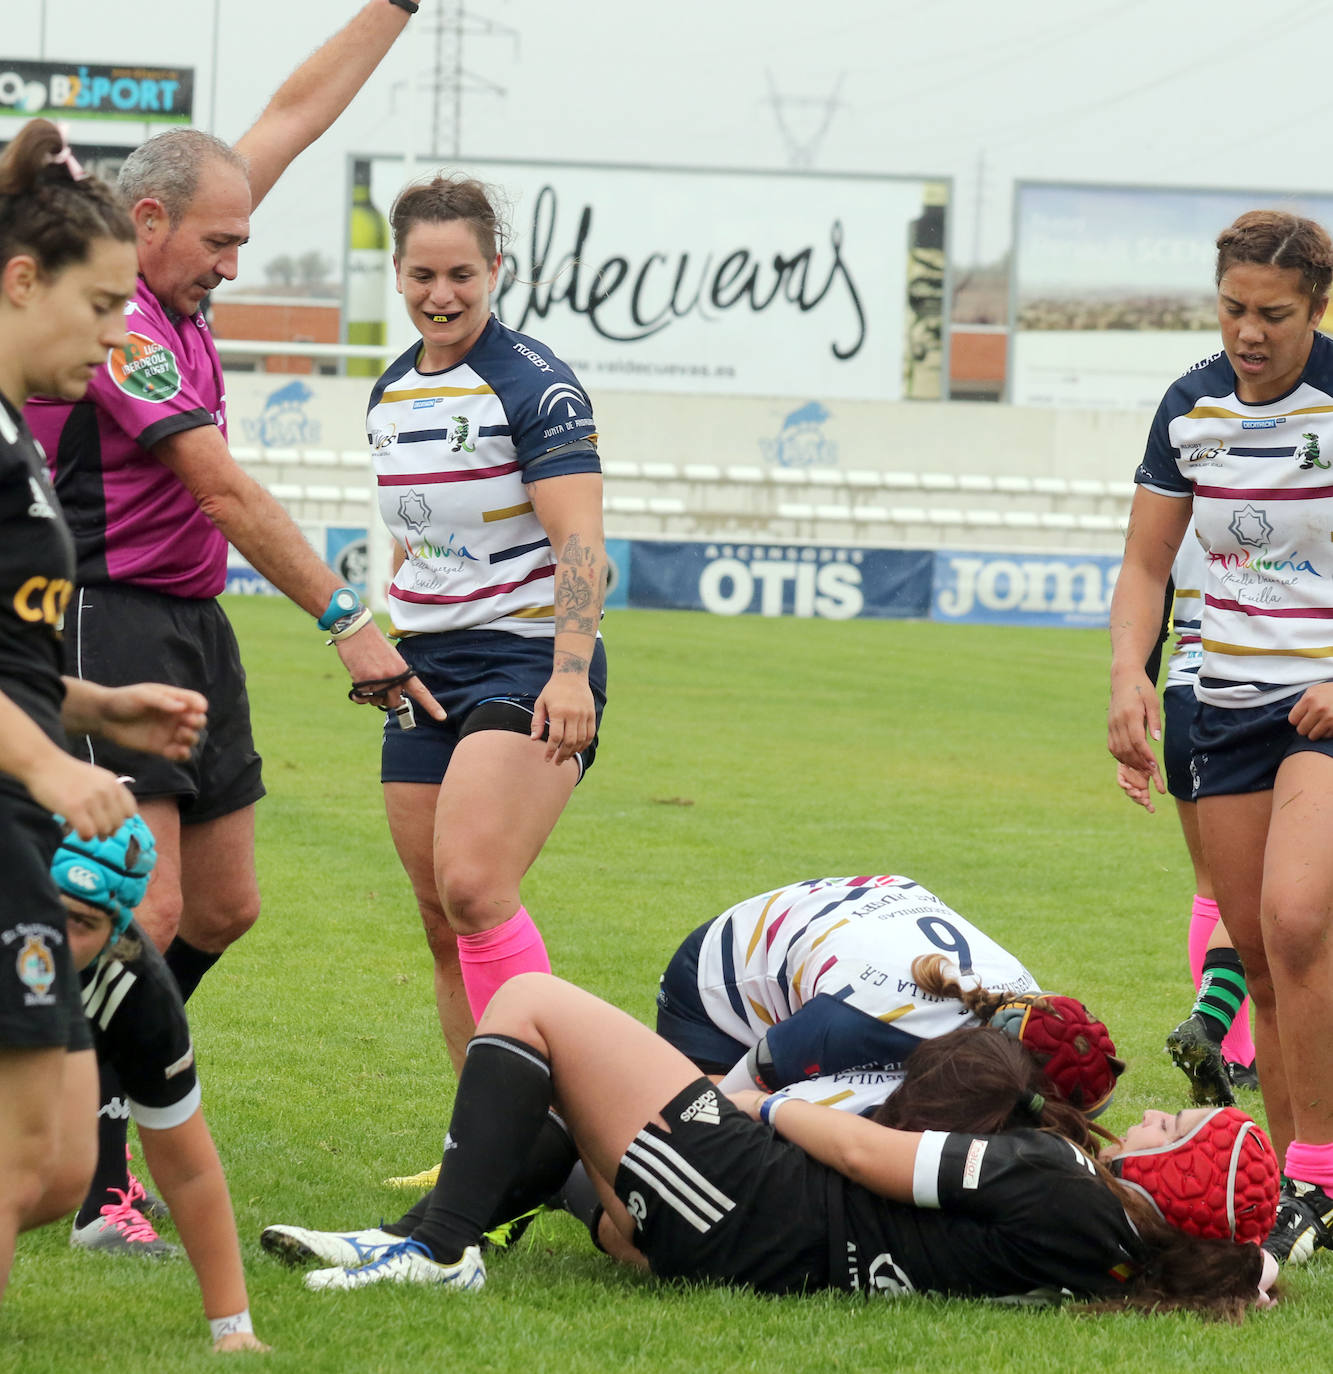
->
xmin=5 ymin=598 xmax=1330 ymax=1372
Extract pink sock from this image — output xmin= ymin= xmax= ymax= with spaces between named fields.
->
xmin=456 ymin=906 xmax=550 ymax=1021
xmin=1285 ymin=1141 xmax=1333 ymax=1189
xmin=1221 ymin=992 xmax=1256 ymax=1067
xmin=1187 ymin=894 xmax=1221 ymax=989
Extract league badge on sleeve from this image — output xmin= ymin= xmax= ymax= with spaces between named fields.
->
xmin=108 ymin=333 xmax=183 ymax=404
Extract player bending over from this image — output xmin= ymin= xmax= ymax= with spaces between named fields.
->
xmin=261 ymin=874 xmax=1122 ymax=1267
xmin=46 ymin=818 xmax=267 ymax=1354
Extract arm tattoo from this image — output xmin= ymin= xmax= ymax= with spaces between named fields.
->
xmin=554 ymin=649 xmax=590 ymax=674
xmin=554 ymin=531 xmax=603 ymax=639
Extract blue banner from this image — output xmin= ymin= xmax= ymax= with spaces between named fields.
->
xmin=629 ymin=540 xmax=933 ymax=619
xmin=930 ymin=550 xmax=1121 ymax=627
xmin=604 ymin=538 xmax=630 ymax=610
xmin=326 ymin=527 xmax=370 ymax=597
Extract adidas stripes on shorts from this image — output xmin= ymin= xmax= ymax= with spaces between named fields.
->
xmin=612 ymin=1077 xmax=833 ymax=1294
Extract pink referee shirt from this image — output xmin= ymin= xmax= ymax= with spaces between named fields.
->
xmin=26 ymin=276 xmax=229 ymax=600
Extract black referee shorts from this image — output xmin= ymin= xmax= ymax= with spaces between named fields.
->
xmin=0 ymin=790 xmax=93 ymax=1052
xmin=65 ymin=585 xmax=264 ymax=824
xmin=613 ymin=1078 xmax=832 ymax=1295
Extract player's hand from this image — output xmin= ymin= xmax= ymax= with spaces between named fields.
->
xmin=531 ymin=666 xmax=595 ymax=765
xmin=213 ymin=1331 xmax=271 ymax=1354
xmin=1107 ymin=670 xmax=1163 ymax=777
xmin=725 ymin=1089 xmax=767 ymax=1121
xmin=1256 ymin=1249 xmax=1279 ymax=1308
xmin=1115 ymin=761 xmax=1163 ymax=813
xmin=335 ymin=622 xmax=445 ymax=722
xmin=97 ymin=683 xmax=209 ymax=760
xmin=1289 ymin=682 xmax=1333 ymax=740
xmin=26 ymin=752 xmax=136 ymax=840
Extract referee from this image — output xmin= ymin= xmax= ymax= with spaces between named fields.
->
xmin=25 ymin=0 xmax=444 ymax=1251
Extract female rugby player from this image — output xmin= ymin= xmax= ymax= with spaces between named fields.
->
xmin=366 ymin=174 xmax=607 ymax=1067
xmin=297 ymin=973 xmax=1279 ymax=1315
xmin=51 ymin=817 xmax=267 ymax=1353
xmin=0 ymin=118 xmax=205 ymax=1306
xmin=1110 ymin=210 xmax=1333 ymax=1264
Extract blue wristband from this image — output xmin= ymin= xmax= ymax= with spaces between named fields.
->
xmin=318 ymin=586 xmax=362 ymax=631
xmin=759 ymin=1095 xmax=786 ymax=1128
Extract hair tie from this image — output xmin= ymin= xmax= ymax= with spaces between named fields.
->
xmin=1022 ymin=1090 xmax=1045 ymax=1119
xmin=45 ymin=123 xmax=86 ymax=182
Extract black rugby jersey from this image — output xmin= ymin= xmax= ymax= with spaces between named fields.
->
xmin=81 ymin=921 xmax=199 ymax=1128
xmin=833 ymin=1128 xmax=1142 ymax=1300
xmin=0 ymin=393 xmax=73 ymax=756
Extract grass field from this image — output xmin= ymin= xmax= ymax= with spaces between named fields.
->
xmin=6 ymin=597 xmax=1333 ymax=1371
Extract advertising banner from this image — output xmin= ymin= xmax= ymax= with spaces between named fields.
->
xmin=630 ymin=540 xmax=933 ymax=620
xmin=223 ymin=531 xmax=1121 ymax=629
xmin=0 ymin=60 xmax=193 ymax=122
xmin=604 ymin=538 xmax=630 ymax=610
xmin=347 ymin=156 xmax=951 ymax=402
xmin=1011 ymin=181 xmax=1333 ymax=410
xmin=930 ymin=549 xmax=1120 ymax=627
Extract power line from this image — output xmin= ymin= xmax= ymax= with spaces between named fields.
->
xmin=422 ymin=2 xmax=517 ymax=160
xmin=764 ymin=68 xmax=847 ymax=168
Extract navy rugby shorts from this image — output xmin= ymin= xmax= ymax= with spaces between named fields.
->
xmin=1191 ymin=691 xmax=1333 ymax=798
xmin=655 ymin=921 xmax=750 ymax=1075
xmin=381 ymin=628 xmax=607 ymax=785
xmin=1162 ymin=683 xmax=1199 ymax=801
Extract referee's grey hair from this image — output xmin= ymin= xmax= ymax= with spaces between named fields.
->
xmin=117 ymin=129 xmax=248 ymax=227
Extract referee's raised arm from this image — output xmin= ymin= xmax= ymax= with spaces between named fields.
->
xmin=236 ymin=0 xmax=423 ymax=210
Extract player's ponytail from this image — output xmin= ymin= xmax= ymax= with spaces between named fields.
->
xmin=870 ymin=1024 xmax=1106 ymax=1153
xmin=0 ymin=118 xmax=133 ymax=276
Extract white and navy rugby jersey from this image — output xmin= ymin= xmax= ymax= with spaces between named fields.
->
xmin=80 ymin=922 xmax=200 ymax=1130
xmin=1137 ymin=332 xmax=1333 ymax=707
xmin=1164 ymin=519 xmax=1206 ymax=690
xmin=700 ymin=877 xmax=1036 ymax=1114
xmin=366 ymin=316 xmax=601 ymax=637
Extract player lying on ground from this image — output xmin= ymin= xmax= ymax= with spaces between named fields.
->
xmin=262 ymin=874 xmax=1124 ymax=1265
xmin=43 ymin=818 xmax=267 ymax=1354
xmin=276 ymin=973 xmax=1279 ymax=1314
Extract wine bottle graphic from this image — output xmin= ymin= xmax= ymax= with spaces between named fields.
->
xmin=902 ymin=182 xmax=948 ymax=400
xmin=346 ymin=159 xmax=389 ymax=378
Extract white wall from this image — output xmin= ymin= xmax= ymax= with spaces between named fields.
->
xmin=223 ymin=370 xmax=1152 ymax=484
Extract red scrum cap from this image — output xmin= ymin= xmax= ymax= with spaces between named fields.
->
xmin=991 ymin=995 xmax=1124 ymax=1117
xmin=1111 ymin=1107 xmax=1279 ymax=1245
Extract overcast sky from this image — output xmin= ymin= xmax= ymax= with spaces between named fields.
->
xmin=6 ymin=0 xmax=1333 ymax=283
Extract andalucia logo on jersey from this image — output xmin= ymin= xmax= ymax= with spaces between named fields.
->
xmin=108 ymin=332 xmax=183 ymax=404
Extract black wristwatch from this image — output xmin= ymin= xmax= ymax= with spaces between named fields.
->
xmin=387 ymin=0 xmax=419 ymax=12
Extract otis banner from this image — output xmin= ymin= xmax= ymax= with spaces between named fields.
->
xmin=630 ymin=541 xmax=933 ymax=619
xmin=0 ymin=60 xmax=193 ymax=122
xmin=349 ymin=156 xmax=951 ymax=402
xmin=224 ymin=522 xmax=1121 ymax=630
